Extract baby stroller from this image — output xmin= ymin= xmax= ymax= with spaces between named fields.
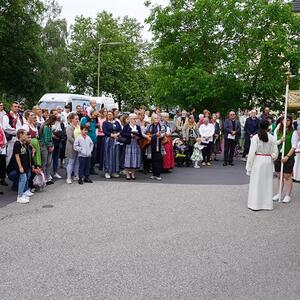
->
xmin=173 ymin=138 xmax=190 ymax=167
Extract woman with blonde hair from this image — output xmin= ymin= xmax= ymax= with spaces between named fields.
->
xmin=183 ymin=115 xmax=199 ymax=165
xmin=65 ymin=113 xmax=80 ymax=184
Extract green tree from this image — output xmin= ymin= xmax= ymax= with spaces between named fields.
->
xmin=40 ymin=0 xmax=70 ymax=94
xmin=0 ymin=0 xmax=45 ymax=102
xmin=0 ymin=0 xmax=70 ymax=106
xmin=69 ymin=11 xmax=148 ymax=110
xmin=146 ymin=0 xmax=300 ymax=113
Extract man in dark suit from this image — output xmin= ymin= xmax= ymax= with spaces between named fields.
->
xmin=223 ymin=111 xmax=241 ymax=166
xmin=242 ymin=109 xmax=260 ymax=160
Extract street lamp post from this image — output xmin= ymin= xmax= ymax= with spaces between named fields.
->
xmin=97 ymin=41 xmax=123 ymax=97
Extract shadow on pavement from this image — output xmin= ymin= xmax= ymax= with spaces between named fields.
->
xmin=0 ymin=160 xmax=249 ymax=208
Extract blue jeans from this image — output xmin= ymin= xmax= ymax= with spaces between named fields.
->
xmin=8 ymin=171 xmax=29 ymax=195
xmin=78 ymin=157 xmax=91 ymax=178
xmin=66 ymin=155 xmax=79 ymax=179
xmin=52 ymin=140 xmax=61 ymax=173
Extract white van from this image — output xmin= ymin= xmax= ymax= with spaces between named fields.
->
xmin=38 ymin=93 xmax=117 ymax=112
xmin=38 ymin=93 xmax=92 ymax=112
xmin=93 ymin=96 xmax=117 ymax=110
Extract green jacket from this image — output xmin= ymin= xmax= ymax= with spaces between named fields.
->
xmin=30 ymin=137 xmax=42 ymax=166
xmin=41 ymin=125 xmax=53 ymax=147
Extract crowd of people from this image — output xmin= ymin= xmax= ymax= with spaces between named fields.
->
xmin=0 ymin=100 xmax=299 ymax=209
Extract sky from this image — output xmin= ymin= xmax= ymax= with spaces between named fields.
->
xmin=57 ymin=0 xmax=168 ymax=40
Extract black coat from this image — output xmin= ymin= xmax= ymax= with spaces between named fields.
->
xmin=121 ymin=124 xmax=143 ymax=144
xmin=244 ymin=117 xmax=260 ymax=137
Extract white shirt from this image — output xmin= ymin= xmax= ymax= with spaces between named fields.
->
xmin=0 ymin=126 xmax=7 ymax=155
xmin=22 ymin=120 xmax=38 ymax=137
xmin=0 ymin=110 xmax=6 ymax=127
xmin=2 ymin=111 xmax=23 ymax=137
xmin=61 ymin=111 xmax=70 ymax=124
xmin=239 ymin=115 xmax=247 ymax=131
xmin=199 ymin=123 xmax=215 ymax=142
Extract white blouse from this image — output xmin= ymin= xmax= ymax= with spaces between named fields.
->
xmin=199 ymin=123 xmax=215 ymax=142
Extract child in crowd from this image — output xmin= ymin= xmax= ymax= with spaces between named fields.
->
xmin=191 ymin=137 xmax=204 ymax=169
xmin=7 ymin=129 xmax=31 ymax=203
xmin=74 ymin=125 xmax=94 ymax=185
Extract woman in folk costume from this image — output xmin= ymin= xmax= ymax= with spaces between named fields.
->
xmin=121 ymin=114 xmax=143 ymax=180
xmin=22 ymin=110 xmax=42 ymax=167
xmin=161 ymin=112 xmax=174 ymax=172
xmin=292 ymin=127 xmax=300 ymax=182
xmin=273 ymin=116 xmax=298 ymax=203
xmin=246 ymin=120 xmax=278 ymax=211
xmin=102 ymin=111 xmax=122 ymax=179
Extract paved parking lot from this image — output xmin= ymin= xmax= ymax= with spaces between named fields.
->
xmin=0 ymin=163 xmax=299 ymax=300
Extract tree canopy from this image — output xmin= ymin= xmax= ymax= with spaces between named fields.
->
xmin=0 ymin=0 xmax=69 ymax=106
xmin=146 ymin=0 xmax=300 ymax=113
xmin=0 ymin=0 xmax=299 ymax=111
xmin=69 ymin=12 xmax=149 ymax=110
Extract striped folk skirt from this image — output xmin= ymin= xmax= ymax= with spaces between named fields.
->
xmin=104 ymin=137 xmax=120 ymax=173
xmin=124 ymin=139 xmax=141 ymax=169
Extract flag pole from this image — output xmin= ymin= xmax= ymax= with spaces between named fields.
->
xmin=279 ymin=68 xmax=292 ymax=202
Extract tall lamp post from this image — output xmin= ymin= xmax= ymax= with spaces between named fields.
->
xmin=97 ymin=41 xmax=123 ymax=97
xmin=279 ymin=67 xmax=293 ymax=202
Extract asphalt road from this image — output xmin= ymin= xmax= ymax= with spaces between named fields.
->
xmin=0 ymin=162 xmax=299 ymax=300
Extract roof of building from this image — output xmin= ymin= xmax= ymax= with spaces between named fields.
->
xmin=288 ymin=90 xmax=300 ymax=111
xmin=293 ymin=0 xmax=300 ymax=12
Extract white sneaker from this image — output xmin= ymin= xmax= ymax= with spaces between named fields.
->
xmin=66 ymin=178 xmax=72 ymax=184
xmin=73 ymin=176 xmax=79 ymax=181
xmin=282 ymin=195 xmax=291 ymax=203
xmin=17 ymin=196 xmax=30 ymax=204
xmin=23 ymin=190 xmax=34 ymax=197
xmin=54 ymin=173 xmax=62 ymax=179
xmin=241 ymin=157 xmax=247 ymax=162
xmin=150 ymin=175 xmax=156 ymax=180
xmin=272 ymin=194 xmax=281 ymax=201
xmin=111 ymin=173 xmax=120 ymax=178
xmin=194 ymin=165 xmax=200 ymax=169
xmin=156 ymin=177 xmax=162 ymax=181
xmin=105 ymin=173 xmax=111 ymax=179
xmin=49 ymin=175 xmax=53 ymax=180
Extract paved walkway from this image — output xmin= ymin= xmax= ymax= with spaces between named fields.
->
xmin=0 ymin=163 xmax=299 ymax=300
